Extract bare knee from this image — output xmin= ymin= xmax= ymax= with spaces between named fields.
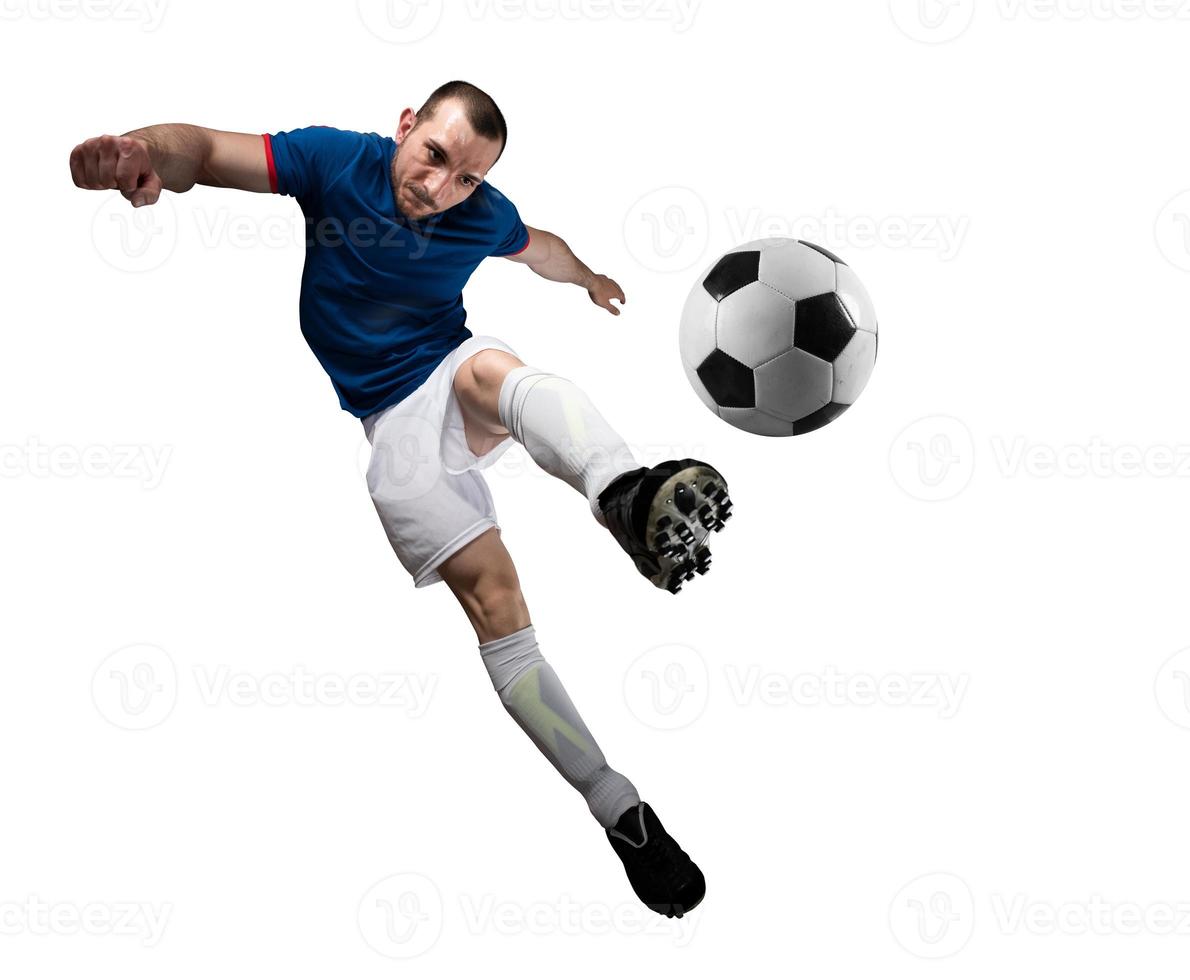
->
xmin=455 ymin=349 xmax=525 ymax=428
xmin=467 ymin=349 xmax=524 ymax=394
xmin=470 ymin=580 xmax=531 ymax=643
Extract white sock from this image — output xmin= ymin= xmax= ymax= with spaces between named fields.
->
xmin=497 ymin=366 xmax=640 ymax=526
xmin=479 ymin=624 xmax=641 ymax=828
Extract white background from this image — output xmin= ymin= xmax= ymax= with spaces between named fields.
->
xmin=4 ymin=0 xmax=1190 ymax=974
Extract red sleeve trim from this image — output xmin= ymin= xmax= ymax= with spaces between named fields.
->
xmin=262 ymin=133 xmax=278 ymax=194
xmin=508 ymin=230 xmax=530 ymax=256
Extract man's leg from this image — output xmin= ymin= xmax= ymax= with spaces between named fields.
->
xmin=437 ymin=527 xmax=641 ymax=828
xmin=455 ymin=347 xmax=734 ymax=593
xmin=453 ymin=348 xmax=639 ymax=526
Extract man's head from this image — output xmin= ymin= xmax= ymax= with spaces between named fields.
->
xmin=391 ymin=80 xmax=507 ymax=219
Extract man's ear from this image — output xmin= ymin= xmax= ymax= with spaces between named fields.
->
xmin=395 ymin=106 xmax=416 ymax=144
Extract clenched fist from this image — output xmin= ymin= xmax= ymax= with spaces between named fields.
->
xmin=69 ymin=134 xmax=162 ymax=208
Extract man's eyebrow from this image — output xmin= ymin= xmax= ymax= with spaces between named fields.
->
xmin=426 ymin=138 xmax=484 ymax=184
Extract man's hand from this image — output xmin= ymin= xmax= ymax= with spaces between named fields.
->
xmin=69 ymin=135 xmax=163 ymax=207
xmin=505 ymin=227 xmax=627 ymax=316
xmin=587 ymin=273 xmax=626 ymax=316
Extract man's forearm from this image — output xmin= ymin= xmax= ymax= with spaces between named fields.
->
xmin=525 ymin=229 xmax=595 ymax=289
xmin=120 ymin=124 xmax=213 ymax=194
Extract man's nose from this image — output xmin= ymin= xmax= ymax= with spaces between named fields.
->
xmin=424 ymin=171 xmax=448 ymax=200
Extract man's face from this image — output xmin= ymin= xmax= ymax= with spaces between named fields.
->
xmin=391 ymin=101 xmax=502 ymax=219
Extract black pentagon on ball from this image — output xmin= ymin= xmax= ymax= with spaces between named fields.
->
xmin=697 ymin=348 xmax=755 ymax=408
xmin=702 ymin=251 xmax=759 ymax=302
xmin=794 ymin=293 xmax=858 ymax=363
xmin=790 ymin=402 xmax=851 ymax=435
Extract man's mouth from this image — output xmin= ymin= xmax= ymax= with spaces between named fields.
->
xmin=406 ymin=185 xmax=434 ymax=211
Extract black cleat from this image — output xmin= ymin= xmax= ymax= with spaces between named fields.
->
xmin=606 ymin=801 xmax=705 ymax=918
xmin=596 ymin=458 xmax=733 ymax=593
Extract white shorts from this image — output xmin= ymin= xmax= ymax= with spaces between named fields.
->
xmin=362 ymin=334 xmax=520 ymax=588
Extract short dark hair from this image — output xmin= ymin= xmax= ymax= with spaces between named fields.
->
xmin=413 ymin=80 xmax=508 ymax=165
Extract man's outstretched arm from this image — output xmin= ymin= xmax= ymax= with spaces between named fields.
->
xmin=504 ymin=225 xmax=626 ymax=316
xmin=69 ymin=126 xmax=271 ymax=207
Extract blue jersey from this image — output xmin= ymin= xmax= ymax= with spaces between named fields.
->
xmin=263 ymin=126 xmax=530 ymax=417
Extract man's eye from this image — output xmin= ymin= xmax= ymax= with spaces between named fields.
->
xmin=462 ymin=177 xmax=473 ymax=187
xmin=428 ymin=148 xmax=440 ymax=160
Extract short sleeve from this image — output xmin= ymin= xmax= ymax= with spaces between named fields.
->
xmin=262 ymin=126 xmax=362 ymax=201
xmin=490 ymin=200 xmax=531 ymax=257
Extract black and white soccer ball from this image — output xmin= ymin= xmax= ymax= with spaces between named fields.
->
xmin=679 ymin=237 xmax=878 ymax=436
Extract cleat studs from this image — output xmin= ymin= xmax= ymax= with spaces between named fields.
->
xmin=672 ymin=483 xmax=696 ymax=516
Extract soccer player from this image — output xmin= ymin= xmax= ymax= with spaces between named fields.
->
xmin=69 ymin=80 xmax=733 ymax=918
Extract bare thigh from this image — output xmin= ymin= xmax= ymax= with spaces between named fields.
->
xmin=453 ymin=348 xmax=526 ymax=458
xmin=437 ymin=526 xmax=532 ymax=644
